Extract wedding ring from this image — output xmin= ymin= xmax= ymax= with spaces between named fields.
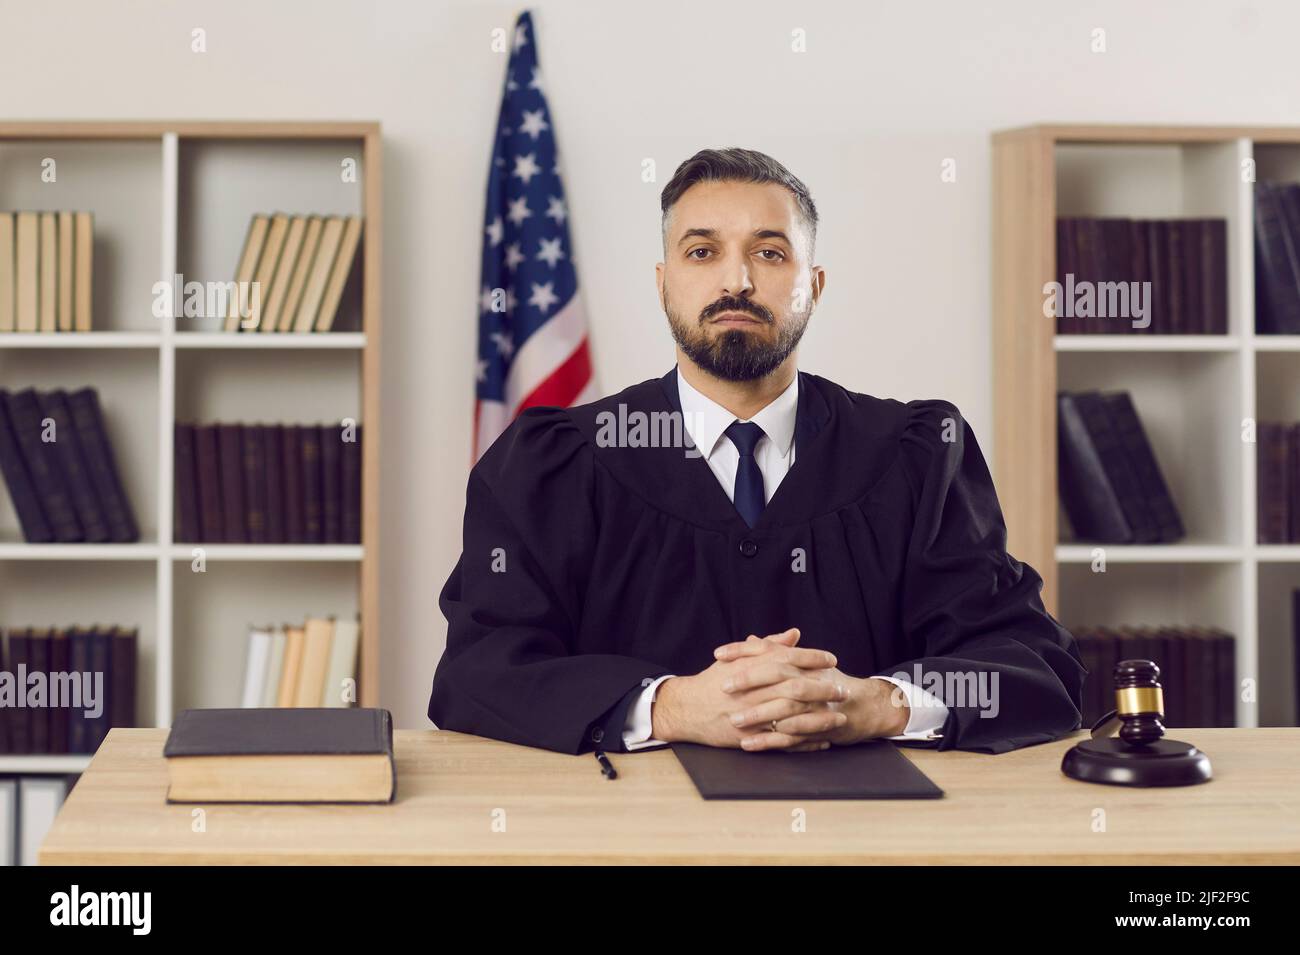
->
xmin=769 ymin=719 xmax=779 ymax=733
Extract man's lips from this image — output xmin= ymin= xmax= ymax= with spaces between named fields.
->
xmin=710 ymin=311 xmax=764 ymax=326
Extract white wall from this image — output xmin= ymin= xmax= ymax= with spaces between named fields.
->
xmin=3 ymin=0 xmax=1297 ymax=727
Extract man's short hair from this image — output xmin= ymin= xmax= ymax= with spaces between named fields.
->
xmin=660 ymin=147 xmax=819 ymax=258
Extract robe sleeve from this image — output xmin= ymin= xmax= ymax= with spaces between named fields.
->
xmin=429 ymin=407 xmax=672 ymax=754
xmin=882 ymin=399 xmax=1086 ymax=754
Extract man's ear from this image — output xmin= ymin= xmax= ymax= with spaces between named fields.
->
xmin=655 ymin=261 xmax=665 ymax=309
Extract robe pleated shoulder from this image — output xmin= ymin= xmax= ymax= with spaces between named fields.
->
xmin=430 ymin=369 xmax=1086 ymax=755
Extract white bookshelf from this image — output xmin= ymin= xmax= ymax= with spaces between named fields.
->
xmin=994 ymin=126 xmax=1300 ymax=733
xmin=0 ymin=122 xmax=382 ymax=773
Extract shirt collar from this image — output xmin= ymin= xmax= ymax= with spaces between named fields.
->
xmin=676 ymin=366 xmax=799 ymax=459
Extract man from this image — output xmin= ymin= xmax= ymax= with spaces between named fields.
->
xmin=430 ymin=147 xmax=1084 ymax=756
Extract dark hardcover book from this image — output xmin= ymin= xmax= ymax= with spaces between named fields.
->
xmin=1274 ymin=184 xmax=1300 ymax=334
xmin=1057 ymin=392 xmax=1134 ymax=543
xmin=162 ymin=707 xmax=396 ymax=804
xmin=263 ymin=424 xmax=285 ymax=543
xmin=67 ymin=388 xmax=138 ymax=543
xmin=194 ymin=424 xmax=224 ymax=542
xmin=28 ymin=628 xmax=50 ymax=753
xmin=1101 ymin=391 xmax=1185 ymax=542
xmin=38 ymin=390 xmax=108 ymax=542
xmin=1080 ymin=219 xmax=1104 ymax=334
xmin=1130 ymin=219 xmax=1152 ymax=336
xmin=1103 ymin=218 xmax=1134 ymax=334
xmin=301 ymin=424 xmax=323 ymax=544
xmin=67 ymin=627 xmax=90 ymax=754
xmin=0 ymin=391 xmax=54 ymax=542
xmin=1187 ymin=628 xmax=1219 ymax=727
xmin=1165 ymin=220 xmax=1186 ymax=334
xmin=1253 ymin=182 xmax=1300 ymax=334
xmin=110 ymin=626 xmax=137 ymax=730
xmin=1291 ymin=424 xmax=1300 ymax=544
xmin=1257 ymin=423 xmax=1291 ymax=544
xmin=1076 ymin=391 xmax=1159 ymax=542
xmin=243 ymin=425 xmax=267 ymax=544
xmin=218 ymin=424 xmax=247 ymax=544
xmin=1055 ymin=218 xmax=1077 ymax=335
xmin=321 ymin=423 xmax=341 ymax=543
xmin=8 ymin=629 xmax=33 ymax=753
xmin=1181 ymin=222 xmax=1205 ymax=334
xmin=173 ymin=423 xmax=200 ymax=543
xmin=1160 ymin=627 xmax=1186 ymax=728
xmin=282 ymin=425 xmax=305 ymax=543
xmin=87 ymin=627 xmax=112 ymax=752
xmin=341 ymin=424 xmax=361 ymax=544
xmin=4 ymin=388 xmax=82 ymax=541
xmin=48 ymin=628 xmax=70 ymax=754
xmin=1212 ymin=628 xmax=1237 ymax=728
xmin=673 ymin=739 xmax=943 ymax=800
xmin=1146 ymin=220 xmax=1168 ymax=334
xmin=1201 ymin=218 xmax=1229 ymax=334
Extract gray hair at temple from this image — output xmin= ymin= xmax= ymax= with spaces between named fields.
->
xmin=659 ymin=147 xmax=820 ymax=260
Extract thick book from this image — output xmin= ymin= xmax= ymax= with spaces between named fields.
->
xmin=263 ymin=423 xmax=285 ymax=543
xmin=300 ymin=425 xmax=323 ymax=543
xmin=323 ymin=616 xmax=360 ymax=707
xmin=38 ymin=212 xmax=56 ymax=332
xmin=5 ymin=387 xmax=82 ymax=541
xmin=67 ymin=627 xmax=90 ymax=754
xmin=321 ymin=424 xmax=341 ymax=543
xmin=250 ymin=213 xmax=291 ymax=333
xmin=225 ymin=214 xmax=269 ymax=333
xmin=293 ymin=216 xmax=344 ymax=332
xmin=48 ymin=628 xmax=70 ymax=753
xmin=296 ymin=617 xmax=334 ymax=708
xmin=218 ymin=424 xmax=247 ymax=543
xmin=282 ymin=425 xmax=304 ymax=543
xmin=86 ymin=628 xmax=112 ymax=751
xmin=1257 ymin=423 xmax=1291 ymax=544
xmin=1075 ymin=391 xmax=1159 ymax=542
xmin=67 ymin=387 xmax=138 ymax=542
xmin=7 ymin=629 xmax=33 ymax=752
xmin=74 ymin=212 xmax=92 ymax=332
xmin=1254 ymin=182 xmax=1300 ymax=334
xmin=1101 ymin=391 xmax=1184 ymax=542
xmin=163 ymin=707 xmax=396 ymax=803
xmin=1057 ymin=391 xmax=1134 ymax=542
xmin=173 ymin=423 xmax=199 ymax=542
xmin=28 ymin=628 xmax=51 ymax=753
xmin=39 ymin=389 xmax=110 ymax=542
xmin=0 ymin=388 xmax=54 ymax=542
xmin=260 ymin=215 xmax=307 ymax=333
xmin=314 ymin=216 xmax=363 ymax=332
xmin=57 ymin=210 xmax=74 ymax=332
xmin=194 ymin=423 xmax=224 ymax=542
xmin=0 ymin=212 xmax=13 ymax=332
xmin=15 ymin=212 xmax=38 ymax=332
xmin=341 ymin=424 xmax=362 ymax=543
xmin=277 ymin=216 xmax=323 ymax=332
xmin=110 ymin=626 xmax=137 ymax=731
xmin=672 ymin=739 xmax=944 ymax=800
xmin=242 ymin=423 xmax=267 ymax=543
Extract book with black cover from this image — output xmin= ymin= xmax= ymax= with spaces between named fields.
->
xmin=243 ymin=424 xmax=267 ymax=543
xmin=67 ymin=387 xmax=138 ymax=542
xmin=1058 ymin=392 xmax=1133 ymax=542
xmin=5 ymin=388 xmax=82 ymax=541
xmin=264 ymin=423 xmax=285 ymax=543
xmin=1102 ymin=391 xmax=1184 ymax=542
xmin=0 ymin=390 xmax=54 ymax=542
xmin=301 ymin=425 xmax=323 ymax=544
xmin=341 ymin=424 xmax=361 ymax=544
xmin=321 ymin=424 xmax=341 ymax=543
xmin=194 ymin=424 xmax=223 ymax=542
xmin=174 ymin=423 xmax=199 ymax=542
xmin=163 ymin=707 xmax=396 ymax=804
xmin=39 ymin=389 xmax=108 ymax=542
xmin=671 ymin=740 xmax=943 ymax=800
xmin=218 ymin=424 xmax=246 ymax=544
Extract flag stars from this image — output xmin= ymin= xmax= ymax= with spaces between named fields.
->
xmin=512 ymin=152 xmax=543 ymax=185
xmin=506 ymin=196 xmax=532 ymax=226
xmin=504 ymin=242 xmax=526 ymax=271
xmin=485 ymin=216 xmax=504 ymax=246
xmin=529 ymin=281 xmax=559 ymax=314
xmin=528 ymin=67 xmax=545 ymax=94
xmin=479 ymin=286 xmax=496 ymax=313
xmin=490 ymin=331 xmax=514 ymax=357
xmin=536 ymin=237 xmax=566 ymax=268
xmin=475 ymin=358 xmax=489 ymax=383
xmin=545 ymin=196 xmax=567 ymax=223
xmin=514 ymin=23 xmax=529 ymax=52
xmin=519 ymin=109 xmax=550 ymax=140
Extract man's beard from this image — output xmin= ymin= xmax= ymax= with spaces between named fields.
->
xmin=664 ymin=288 xmax=810 ymax=382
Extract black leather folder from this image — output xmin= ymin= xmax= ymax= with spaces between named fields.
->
xmin=671 ymin=740 xmax=944 ymax=800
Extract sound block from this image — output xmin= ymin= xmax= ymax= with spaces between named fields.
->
xmin=1061 ymin=737 xmax=1212 ymax=787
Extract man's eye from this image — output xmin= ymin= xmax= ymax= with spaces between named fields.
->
xmin=688 ymin=248 xmax=712 ymax=260
xmin=757 ymin=249 xmax=785 ymax=261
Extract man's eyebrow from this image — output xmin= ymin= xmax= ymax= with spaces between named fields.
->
xmin=676 ymin=227 xmax=793 ymax=246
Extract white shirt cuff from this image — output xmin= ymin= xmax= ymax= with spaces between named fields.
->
xmin=622 ymin=675 xmax=675 ymax=750
xmin=871 ymin=675 xmax=947 ymax=740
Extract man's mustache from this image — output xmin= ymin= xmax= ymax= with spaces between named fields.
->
xmin=700 ymin=299 xmax=772 ymax=324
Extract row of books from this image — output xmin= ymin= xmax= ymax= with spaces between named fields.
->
xmin=223 ymin=213 xmax=362 ymax=333
xmin=0 ymin=210 xmax=93 ymax=333
xmin=1072 ymin=625 xmax=1236 ymax=728
xmin=1057 ymin=390 xmax=1185 ymax=544
xmin=175 ymin=422 xmax=362 ymax=544
xmin=1054 ymin=217 xmax=1227 ymax=335
xmin=1258 ymin=422 xmax=1300 ymax=543
xmin=0 ymin=626 xmax=137 ymax=754
xmin=0 ymin=387 xmax=138 ymax=543
xmin=240 ymin=616 xmax=361 ymax=709
xmin=1253 ymin=182 xmax=1300 ymax=334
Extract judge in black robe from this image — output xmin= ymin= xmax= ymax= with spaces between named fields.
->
xmin=430 ymin=365 xmax=1085 ymax=755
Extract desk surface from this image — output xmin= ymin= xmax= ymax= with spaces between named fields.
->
xmin=40 ymin=727 xmax=1300 ymax=864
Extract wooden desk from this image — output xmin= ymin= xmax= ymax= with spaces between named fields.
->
xmin=40 ymin=727 xmax=1300 ymax=864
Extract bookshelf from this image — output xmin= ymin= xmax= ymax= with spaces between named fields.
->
xmin=993 ymin=124 xmax=1300 ymax=731
xmin=0 ymin=121 xmax=382 ymax=773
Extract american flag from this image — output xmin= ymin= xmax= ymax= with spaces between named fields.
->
xmin=474 ymin=10 xmax=596 ymax=461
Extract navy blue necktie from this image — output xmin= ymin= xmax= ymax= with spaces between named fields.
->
xmin=725 ymin=421 xmax=766 ymax=527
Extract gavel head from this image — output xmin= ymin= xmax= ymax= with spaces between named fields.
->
xmin=1113 ymin=659 xmax=1165 ymax=746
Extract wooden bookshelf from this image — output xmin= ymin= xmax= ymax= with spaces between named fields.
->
xmin=993 ymin=123 xmax=1300 ymax=730
xmin=0 ymin=121 xmax=382 ymax=772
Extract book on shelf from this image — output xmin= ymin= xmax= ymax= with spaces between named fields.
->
xmin=174 ymin=420 xmax=361 ymax=545
xmin=1254 ymin=181 xmax=1300 ymax=334
xmin=1055 ymin=216 xmax=1227 ymax=335
xmin=1057 ymin=389 xmax=1185 ymax=544
xmin=0 ymin=210 xmax=94 ymax=333
xmin=0 ymin=386 xmax=138 ymax=543
xmin=1257 ymin=421 xmax=1300 ymax=544
xmin=240 ymin=615 xmax=361 ymax=711
xmin=1072 ymin=625 xmax=1235 ymax=728
xmin=0 ymin=625 xmax=137 ymax=755
xmin=219 ymin=212 xmax=362 ymax=334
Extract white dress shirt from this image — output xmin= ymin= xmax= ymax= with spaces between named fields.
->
xmin=622 ymin=367 xmax=950 ymax=751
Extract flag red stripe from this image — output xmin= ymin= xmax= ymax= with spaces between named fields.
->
xmin=514 ymin=338 xmax=592 ymax=413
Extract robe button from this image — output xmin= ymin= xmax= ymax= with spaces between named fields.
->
xmin=590 ymin=727 xmax=605 ymax=744
xmin=738 ymin=538 xmax=758 ymax=557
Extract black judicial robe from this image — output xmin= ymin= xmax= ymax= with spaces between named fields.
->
xmin=430 ymin=367 xmax=1085 ymax=755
